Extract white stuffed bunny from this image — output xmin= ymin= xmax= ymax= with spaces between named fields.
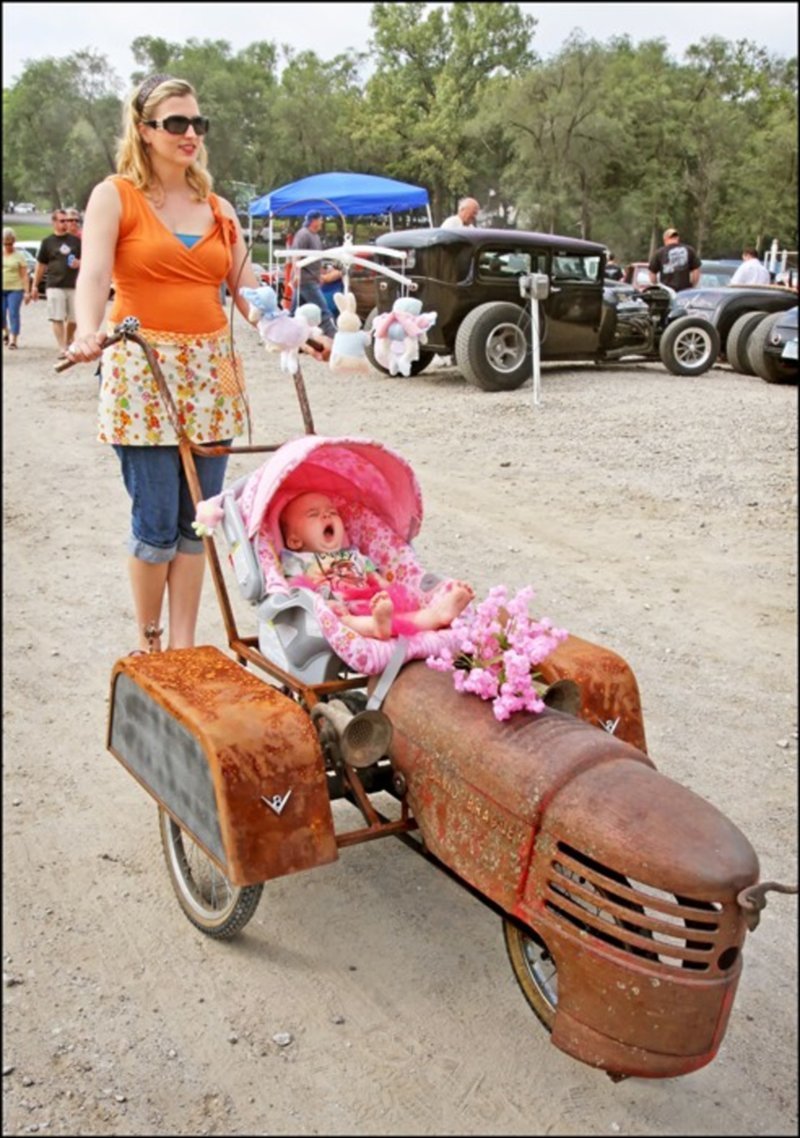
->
xmin=330 ymin=291 xmax=372 ymax=373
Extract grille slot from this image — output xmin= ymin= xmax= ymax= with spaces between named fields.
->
xmin=544 ymin=842 xmax=724 ymax=971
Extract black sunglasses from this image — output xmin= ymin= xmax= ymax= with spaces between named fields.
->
xmin=143 ymin=115 xmax=210 ymax=136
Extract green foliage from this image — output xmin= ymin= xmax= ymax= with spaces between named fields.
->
xmin=3 ymin=4 xmax=796 ymax=258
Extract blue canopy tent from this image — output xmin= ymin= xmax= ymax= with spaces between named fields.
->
xmin=248 ymin=171 xmax=432 ymax=224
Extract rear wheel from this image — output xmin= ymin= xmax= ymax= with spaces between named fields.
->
xmin=659 ymin=316 xmax=720 ymax=376
xmin=455 ymin=301 xmax=532 ymax=391
xmin=726 ymin=311 xmax=768 ymax=374
xmin=747 ymin=310 xmax=795 ymax=384
xmin=158 ymin=807 xmax=263 ymax=938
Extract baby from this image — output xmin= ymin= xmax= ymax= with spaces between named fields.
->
xmin=279 ymin=491 xmax=474 ymax=639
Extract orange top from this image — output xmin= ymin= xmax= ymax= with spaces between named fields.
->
xmin=108 ymin=175 xmax=236 ymax=334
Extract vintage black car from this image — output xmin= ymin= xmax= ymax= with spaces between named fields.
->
xmin=743 ymin=305 xmax=798 ymax=383
xmin=668 ymin=284 xmax=798 ymax=366
xmin=367 ymin=228 xmax=722 ymax=390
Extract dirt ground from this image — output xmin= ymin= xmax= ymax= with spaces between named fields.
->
xmin=3 ymin=300 xmax=798 ymax=1136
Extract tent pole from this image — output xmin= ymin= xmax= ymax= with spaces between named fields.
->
xmin=426 ymin=203 xmax=433 ymax=226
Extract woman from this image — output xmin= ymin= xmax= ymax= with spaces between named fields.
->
xmin=2 ymin=227 xmax=33 ymax=348
xmin=68 ymin=74 xmax=260 ymax=653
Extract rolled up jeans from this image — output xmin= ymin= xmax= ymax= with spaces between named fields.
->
xmin=291 ymin=278 xmax=338 ymax=338
xmin=112 ymin=442 xmax=231 ymax=562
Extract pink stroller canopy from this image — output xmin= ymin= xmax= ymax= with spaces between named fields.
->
xmin=240 ymin=435 xmax=424 ymax=553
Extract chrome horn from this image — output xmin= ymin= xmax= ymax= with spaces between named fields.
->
xmin=311 ymin=700 xmax=393 ymax=768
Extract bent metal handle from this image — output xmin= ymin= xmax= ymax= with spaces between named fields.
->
xmin=54 ymin=317 xmax=184 ymax=440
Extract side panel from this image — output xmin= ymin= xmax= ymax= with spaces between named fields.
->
xmin=107 ymin=646 xmax=338 ymax=886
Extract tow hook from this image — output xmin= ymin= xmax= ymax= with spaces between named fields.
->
xmin=737 ymin=881 xmax=798 ymax=931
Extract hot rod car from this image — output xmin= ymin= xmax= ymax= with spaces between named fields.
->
xmin=366 ymin=228 xmax=725 ymax=388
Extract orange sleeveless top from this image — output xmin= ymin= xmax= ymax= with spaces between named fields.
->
xmin=108 ymin=176 xmax=236 ymax=334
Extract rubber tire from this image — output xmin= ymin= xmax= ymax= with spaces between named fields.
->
xmin=503 ymin=921 xmax=557 ymax=1032
xmin=659 ymin=316 xmax=720 ymax=376
xmin=158 ymin=807 xmax=263 ymax=938
xmin=747 ymin=310 xmax=795 ymax=384
xmin=726 ymin=311 xmax=768 ymax=375
xmin=454 ymin=301 xmax=531 ymax=391
xmin=364 ymin=307 xmax=435 ymax=377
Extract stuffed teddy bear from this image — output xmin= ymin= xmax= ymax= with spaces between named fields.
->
xmin=329 ymin=291 xmax=372 ymax=373
xmin=372 ymin=296 xmax=437 ymax=377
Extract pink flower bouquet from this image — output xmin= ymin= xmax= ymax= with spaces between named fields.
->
xmin=426 ymin=585 xmax=568 ymax=721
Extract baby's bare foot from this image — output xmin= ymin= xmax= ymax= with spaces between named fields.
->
xmin=370 ymin=591 xmax=394 ymax=639
xmin=429 ymin=580 xmax=474 ymax=626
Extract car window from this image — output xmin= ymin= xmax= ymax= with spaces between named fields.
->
xmin=552 ymin=253 xmax=601 ymax=282
xmin=477 ymin=248 xmax=547 ymax=281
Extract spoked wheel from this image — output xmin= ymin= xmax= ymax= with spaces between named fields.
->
xmin=503 ymin=922 xmax=558 ymax=1031
xmin=158 ymin=807 xmax=263 ymax=938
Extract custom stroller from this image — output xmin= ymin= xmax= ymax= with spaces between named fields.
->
xmin=63 ymin=314 xmax=795 ymax=1084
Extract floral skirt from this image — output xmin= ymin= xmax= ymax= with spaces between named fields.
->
xmin=97 ymin=324 xmax=248 ymax=446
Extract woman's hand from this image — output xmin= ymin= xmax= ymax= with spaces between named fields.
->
xmin=67 ymin=330 xmax=108 ymax=362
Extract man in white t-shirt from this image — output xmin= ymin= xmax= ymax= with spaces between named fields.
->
xmin=730 ymin=247 xmax=771 ymax=286
xmin=440 ymin=197 xmax=480 ymax=229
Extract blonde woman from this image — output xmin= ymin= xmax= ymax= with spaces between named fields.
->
xmin=68 ymin=74 xmax=260 ymax=654
xmin=2 ymin=227 xmax=32 ymax=348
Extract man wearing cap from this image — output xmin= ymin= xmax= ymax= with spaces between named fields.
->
xmin=290 ymin=211 xmax=341 ymax=339
xmin=65 ymin=208 xmax=82 ymax=238
xmin=648 ymin=227 xmax=701 ymax=292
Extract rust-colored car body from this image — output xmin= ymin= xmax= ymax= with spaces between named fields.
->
xmin=92 ymin=322 xmax=793 ymax=1085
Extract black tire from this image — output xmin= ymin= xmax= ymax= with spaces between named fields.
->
xmin=726 ymin=311 xmax=768 ymax=374
xmin=158 ymin=807 xmax=263 ymax=938
xmin=454 ymin=301 xmax=531 ymax=391
xmin=364 ymin=307 xmax=435 ymax=377
xmin=503 ymin=922 xmax=557 ymax=1031
xmin=659 ymin=316 xmax=720 ymax=376
xmin=747 ymin=310 xmax=796 ymax=384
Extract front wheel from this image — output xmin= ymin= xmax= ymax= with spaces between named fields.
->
xmin=158 ymin=807 xmax=263 ymax=938
xmin=503 ymin=921 xmax=557 ymax=1031
xmin=725 ymin=310 xmax=768 ymax=375
xmin=455 ymin=302 xmax=532 ymax=391
xmin=659 ymin=316 xmax=720 ymax=376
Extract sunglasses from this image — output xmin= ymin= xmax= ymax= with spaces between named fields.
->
xmin=143 ymin=115 xmax=210 ymax=136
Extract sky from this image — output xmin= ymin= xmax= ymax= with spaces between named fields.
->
xmin=3 ymin=2 xmax=797 ymax=86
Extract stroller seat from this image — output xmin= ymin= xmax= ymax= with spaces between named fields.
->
xmin=206 ymin=436 xmax=463 ymax=685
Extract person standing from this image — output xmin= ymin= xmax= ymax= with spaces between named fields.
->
xmin=730 ymin=246 xmax=771 ymax=286
xmin=290 ymin=210 xmax=340 ymax=338
xmin=648 ymin=227 xmax=701 ymax=292
xmin=65 ymin=73 xmax=260 ymax=655
xmin=31 ymin=208 xmax=81 ymax=358
xmin=604 ymin=252 xmax=624 ymax=281
xmin=65 ymin=207 xmax=83 ymax=238
xmin=2 ymin=227 xmax=33 ymax=349
xmin=440 ymin=197 xmax=480 ymax=229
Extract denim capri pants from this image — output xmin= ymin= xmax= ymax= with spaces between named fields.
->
xmin=113 ymin=442 xmax=231 ymax=563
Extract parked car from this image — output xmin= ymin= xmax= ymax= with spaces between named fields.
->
xmin=367 ymin=228 xmax=722 ymax=388
xmin=668 ymin=284 xmax=798 ymax=371
xmin=15 ymin=240 xmax=46 ymax=297
xmin=624 ymin=258 xmax=741 ymax=291
xmin=12 ymin=202 xmax=37 ymax=214
xmin=745 ymin=306 xmax=798 ymax=383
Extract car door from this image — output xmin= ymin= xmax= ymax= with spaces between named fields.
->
xmin=543 ymin=251 xmax=604 ymax=356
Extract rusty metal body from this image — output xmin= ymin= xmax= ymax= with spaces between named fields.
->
xmin=88 ymin=324 xmax=793 ymax=1083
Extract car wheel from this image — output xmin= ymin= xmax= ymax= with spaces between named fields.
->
xmin=659 ymin=316 xmax=720 ymax=376
xmin=747 ymin=310 xmax=796 ymax=384
xmin=454 ymin=301 xmax=531 ymax=391
xmin=363 ymin=307 xmax=435 ymax=377
xmin=726 ymin=311 xmax=768 ymax=374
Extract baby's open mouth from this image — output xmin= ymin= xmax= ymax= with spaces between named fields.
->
xmin=323 ymin=523 xmax=335 ymax=538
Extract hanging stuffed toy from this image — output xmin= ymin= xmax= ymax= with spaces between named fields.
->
xmin=242 ymin=286 xmax=323 ymax=373
xmin=372 ymin=296 xmax=437 ymax=377
xmin=330 ymin=291 xmax=372 ymax=373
